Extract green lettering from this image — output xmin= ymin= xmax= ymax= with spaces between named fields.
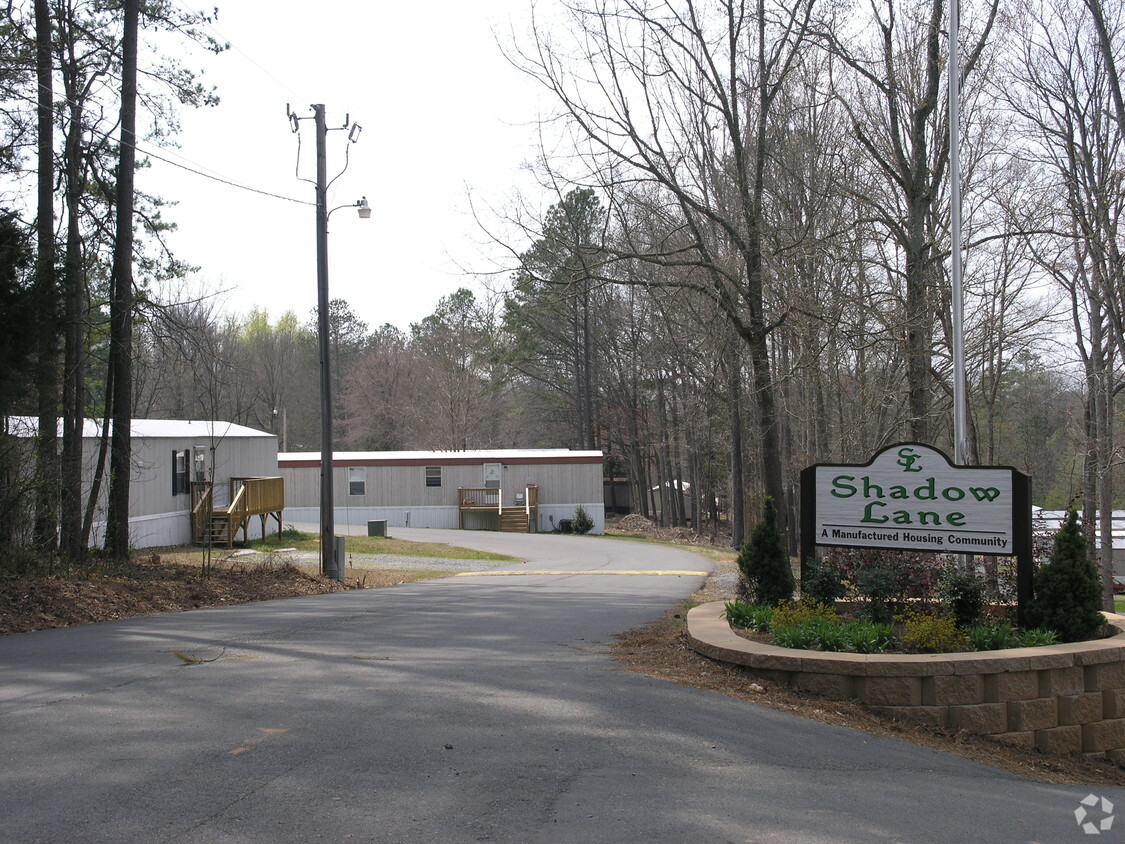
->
xmin=892 ymin=510 xmax=912 ymax=524
xmin=913 ymin=478 xmax=937 ymax=500
xmin=831 ymin=475 xmax=856 ymax=498
xmin=861 ymin=501 xmax=888 ymax=523
xmin=919 ymin=511 xmax=941 ymax=525
xmin=862 ymin=476 xmax=884 ymax=499
xmin=889 ymin=484 xmax=909 ymax=499
xmin=946 ymin=512 xmax=965 ymax=526
xmin=942 ymin=486 xmax=965 ymax=501
xmin=969 ymin=487 xmax=1001 ymax=502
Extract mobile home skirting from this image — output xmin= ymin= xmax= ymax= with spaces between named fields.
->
xmin=284 ymin=503 xmax=606 ymax=534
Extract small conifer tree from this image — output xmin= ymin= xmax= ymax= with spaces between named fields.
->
xmin=737 ymin=497 xmax=794 ymax=605
xmin=572 ymin=505 xmax=594 ymax=535
xmin=1026 ymin=509 xmax=1104 ymax=642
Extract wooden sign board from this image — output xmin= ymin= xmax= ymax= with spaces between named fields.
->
xmin=800 ymin=443 xmax=1032 ymax=623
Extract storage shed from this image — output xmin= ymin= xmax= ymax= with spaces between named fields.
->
xmin=278 ymin=449 xmax=605 ymax=534
xmin=7 ymin=417 xmax=281 ymax=548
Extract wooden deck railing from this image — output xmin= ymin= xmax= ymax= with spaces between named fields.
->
xmin=458 ymin=487 xmax=502 ymax=512
xmin=458 ymin=486 xmax=538 ymax=532
xmin=192 ymin=477 xmax=285 ymax=546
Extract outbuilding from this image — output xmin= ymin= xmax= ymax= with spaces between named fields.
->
xmin=278 ymin=449 xmax=605 ymax=534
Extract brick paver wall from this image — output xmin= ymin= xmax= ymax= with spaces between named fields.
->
xmin=687 ymin=603 xmax=1125 ymax=764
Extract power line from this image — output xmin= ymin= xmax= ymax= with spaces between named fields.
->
xmin=138 ymin=144 xmax=313 ymax=206
xmin=20 ymin=76 xmax=313 ymax=207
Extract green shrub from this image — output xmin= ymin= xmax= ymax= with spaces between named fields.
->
xmin=773 ymin=598 xmax=837 ymax=628
xmin=801 ymin=557 xmax=846 ymax=605
xmin=829 ymin=547 xmax=942 ymax=620
xmin=1026 ymin=509 xmax=1104 ymax=643
xmin=898 ymin=610 xmax=966 ymax=653
xmin=771 ymin=621 xmax=821 ymax=650
xmin=967 ymin=621 xmax=1020 ymax=652
xmin=842 ymin=620 xmax=895 ymax=654
xmin=967 ymin=622 xmax=1061 ymax=651
xmin=736 ymin=497 xmax=794 ymax=605
xmin=572 ymin=506 xmax=594 ymax=535
xmin=1018 ymin=628 xmax=1060 ymax=648
xmin=937 ymin=565 xmax=986 ymax=627
xmin=771 ymin=616 xmax=893 ymax=653
xmin=805 ymin=617 xmax=850 ymax=651
xmin=723 ymin=601 xmax=774 ymax=631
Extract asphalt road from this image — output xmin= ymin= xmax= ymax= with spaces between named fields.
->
xmin=1 ymin=529 xmax=1120 ymax=842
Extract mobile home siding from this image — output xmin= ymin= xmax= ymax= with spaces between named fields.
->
xmin=10 ymin=418 xmax=279 ymax=548
xmin=279 ymin=450 xmax=606 ymax=533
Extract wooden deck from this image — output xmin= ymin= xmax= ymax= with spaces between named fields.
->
xmin=458 ymin=486 xmax=538 ymax=532
xmin=192 ymin=476 xmax=284 ymax=546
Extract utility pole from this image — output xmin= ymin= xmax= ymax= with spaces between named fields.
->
xmin=289 ymin=103 xmax=367 ymax=581
xmin=313 ymin=104 xmax=338 ymax=581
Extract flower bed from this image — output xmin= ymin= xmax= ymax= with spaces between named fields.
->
xmin=687 ymin=601 xmax=1125 ymax=764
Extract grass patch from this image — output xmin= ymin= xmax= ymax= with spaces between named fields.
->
xmin=248 ymin=532 xmax=517 ymax=562
xmin=602 ymin=531 xmax=737 ymax=563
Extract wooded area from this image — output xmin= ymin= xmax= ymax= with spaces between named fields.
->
xmin=0 ymin=0 xmax=1122 ymax=591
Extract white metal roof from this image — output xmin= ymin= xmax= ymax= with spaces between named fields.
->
xmin=1033 ymin=508 xmax=1125 ymax=550
xmin=279 ymin=448 xmax=603 ymax=464
xmin=7 ymin=417 xmax=274 ymax=440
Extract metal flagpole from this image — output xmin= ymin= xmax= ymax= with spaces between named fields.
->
xmin=949 ymin=0 xmax=968 ymax=466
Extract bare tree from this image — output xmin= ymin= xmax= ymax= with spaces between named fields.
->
xmin=1003 ymin=0 xmax=1125 ymax=607
xmin=512 ymin=0 xmax=824 ymax=542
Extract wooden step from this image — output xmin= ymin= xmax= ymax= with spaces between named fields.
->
xmin=499 ymin=507 xmax=529 ymax=532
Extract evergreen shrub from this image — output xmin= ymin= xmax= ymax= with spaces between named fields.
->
xmin=736 ymin=497 xmax=794 ymax=605
xmin=572 ymin=506 xmax=594 ymax=535
xmin=1026 ymin=509 xmax=1104 ymax=643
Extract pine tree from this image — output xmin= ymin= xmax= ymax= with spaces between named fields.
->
xmin=737 ymin=497 xmax=794 ymax=605
xmin=1027 ymin=509 xmax=1104 ymax=642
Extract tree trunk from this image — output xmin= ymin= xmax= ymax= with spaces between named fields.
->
xmin=728 ymin=344 xmax=745 ymax=548
xmin=106 ymin=0 xmax=139 ymax=560
xmin=33 ymin=0 xmax=58 ymax=557
xmin=60 ymin=44 xmax=88 ymax=558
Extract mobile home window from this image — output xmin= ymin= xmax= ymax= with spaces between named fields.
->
xmin=172 ymin=450 xmax=189 ymax=495
xmin=425 ymin=466 xmax=441 ymax=488
xmin=348 ymin=467 xmax=366 ymax=497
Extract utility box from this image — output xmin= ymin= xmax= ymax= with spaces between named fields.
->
xmin=367 ymin=519 xmax=388 ymax=537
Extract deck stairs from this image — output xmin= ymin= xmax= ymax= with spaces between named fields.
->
xmin=499 ymin=506 xmax=530 ymax=532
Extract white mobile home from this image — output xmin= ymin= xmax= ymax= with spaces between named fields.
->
xmin=278 ymin=449 xmax=606 ymax=534
xmin=1034 ymin=508 xmax=1125 ymax=574
xmin=8 ymin=418 xmax=281 ymax=548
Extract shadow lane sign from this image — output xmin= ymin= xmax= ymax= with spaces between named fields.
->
xmin=800 ymin=443 xmax=1032 ymax=623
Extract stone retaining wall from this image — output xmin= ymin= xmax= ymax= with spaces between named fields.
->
xmin=686 ymin=602 xmax=1125 ymax=764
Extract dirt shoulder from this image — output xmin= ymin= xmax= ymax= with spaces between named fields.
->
xmin=0 ymin=551 xmax=423 ymax=636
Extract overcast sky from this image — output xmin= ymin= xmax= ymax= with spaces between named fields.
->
xmin=144 ymin=0 xmax=550 ymax=332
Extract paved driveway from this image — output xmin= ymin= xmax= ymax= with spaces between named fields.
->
xmin=0 ymin=529 xmax=1119 ymax=842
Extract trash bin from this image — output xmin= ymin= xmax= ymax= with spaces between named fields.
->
xmin=367 ymin=519 xmax=388 ymax=537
